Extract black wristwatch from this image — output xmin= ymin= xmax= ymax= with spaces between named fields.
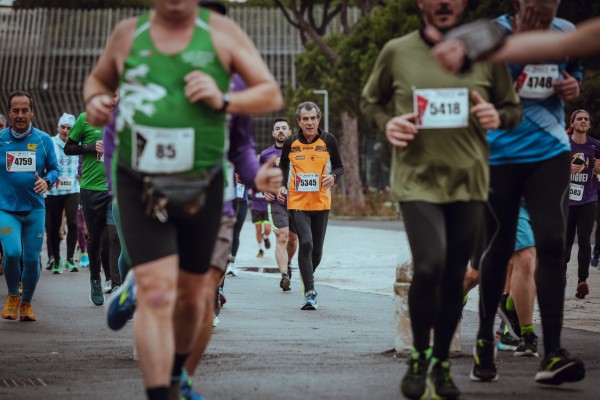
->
xmin=44 ymin=178 xmax=52 ymax=189
xmin=218 ymin=92 xmax=231 ymax=113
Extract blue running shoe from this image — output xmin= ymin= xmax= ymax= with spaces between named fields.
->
xmin=301 ymin=290 xmax=317 ymax=310
xmin=80 ymin=253 xmax=90 ymax=268
xmin=180 ymin=370 xmax=206 ymax=400
xmin=105 ymin=270 xmax=136 ymax=330
xmin=591 ymin=249 xmax=599 ymax=267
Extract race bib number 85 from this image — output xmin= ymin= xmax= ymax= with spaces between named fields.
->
xmin=132 ymin=125 xmax=195 ymax=174
xmin=6 ymin=151 xmax=36 ymax=172
xmin=414 ymin=88 xmax=469 ymax=129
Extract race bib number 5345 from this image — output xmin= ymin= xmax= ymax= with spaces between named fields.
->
xmin=295 ymin=173 xmax=319 ymax=192
xmin=414 ymin=88 xmax=469 ymax=129
xmin=6 ymin=151 xmax=36 ymax=172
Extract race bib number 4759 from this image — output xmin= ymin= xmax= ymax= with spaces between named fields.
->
xmin=6 ymin=151 xmax=36 ymax=172
xmin=132 ymin=125 xmax=195 ymax=174
xmin=414 ymin=88 xmax=469 ymax=129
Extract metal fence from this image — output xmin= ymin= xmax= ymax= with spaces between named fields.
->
xmin=0 ymin=7 xmax=360 ymax=149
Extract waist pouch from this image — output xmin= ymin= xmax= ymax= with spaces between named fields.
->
xmin=122 ymin=162 xmax=221 ymax=223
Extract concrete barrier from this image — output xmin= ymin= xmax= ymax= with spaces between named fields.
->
xmin=394 ymin=260 xmax=461 ymax=353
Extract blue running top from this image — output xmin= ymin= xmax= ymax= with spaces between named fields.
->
xmin=489 ymin=15 xmax=582 ymax=165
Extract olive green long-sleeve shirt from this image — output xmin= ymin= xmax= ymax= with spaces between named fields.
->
xmin=361 ymin=30 xmax=522 ymax=203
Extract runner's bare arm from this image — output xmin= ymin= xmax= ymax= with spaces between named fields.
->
xmin=83 ymin=19 xmax=136 ymax=126
xmin=211 ymin=15 xmax=282 ymax=115
xmin=489 ymin=17 xmax=600 ymax=63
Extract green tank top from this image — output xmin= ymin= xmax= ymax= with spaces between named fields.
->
xmin=116 ymin=8 xmax=229 ymax=175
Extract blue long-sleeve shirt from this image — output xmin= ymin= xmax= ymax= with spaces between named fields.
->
xmin=0 ymin=127 xmax=59 ymax=211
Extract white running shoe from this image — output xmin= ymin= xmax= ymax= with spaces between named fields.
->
xmin=226 ymin=264 xmax=237 ymax=277
xmin=103 ymin=280 xmax=112 ymax=293
xmin=213 ymin=315 xmax=220 ymax=327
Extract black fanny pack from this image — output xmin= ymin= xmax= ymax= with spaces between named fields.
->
xmin=136 ymin=165 xmax=221 ymax=223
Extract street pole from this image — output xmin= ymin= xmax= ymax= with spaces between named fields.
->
xmin=313 ymin=89 xmax=329 ymax=132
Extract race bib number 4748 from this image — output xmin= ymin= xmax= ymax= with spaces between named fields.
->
xmin=6 ymin=151 xmax=36 ymax=172
xmin=414 ymin=88 xmax=469 ymax=129
xmin=516 ymin=64 xmax=559 ymax=99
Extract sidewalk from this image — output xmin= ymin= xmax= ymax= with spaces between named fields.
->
xmin=0 ymin=221 xmax=597 ymax=399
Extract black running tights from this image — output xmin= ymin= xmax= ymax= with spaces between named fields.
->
xmin=401 ymin=201 xmax=483 ymax=361
xmin=477 ymin=152 xmax=570 ymax=355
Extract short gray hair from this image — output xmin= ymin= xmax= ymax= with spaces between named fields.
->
xmin=0 ymin=114 xmax=6 ymax=124
xmin=295 ymin=101 xmax=321 ymax=120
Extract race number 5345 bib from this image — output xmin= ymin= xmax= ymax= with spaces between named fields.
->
xmin=132 ymin=125 xmax=194 ymax=174
xmin=295 ymin=173 xmax=320 ymax=192
xmin=569 ymin=183 xmax=584 ymax=202
xmin=516 ymin=64 xmax=559 ymax=99
xmin=414 ymin=88 xmax=469 ymax=129
xmin=6 ymin=151 xmax=36 ymax=172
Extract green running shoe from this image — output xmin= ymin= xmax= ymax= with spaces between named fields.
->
xmin=89 ymin=278 xmax=105 ymax=306
xmin=51 ymin=260 xmax=63 ymax=274
xmin=429 ymin=359 xmax=461 ymax=399
xmin=470 ymin=339 xmax=498 ymax=382
xmin=400 ymin=348 xmax=431 ymax=399
xmin=65 ymin=259 xmax=78 ymax=272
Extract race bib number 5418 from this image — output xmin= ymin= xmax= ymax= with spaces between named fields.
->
xmin=414 ymin=88 xmax=469 ymax=129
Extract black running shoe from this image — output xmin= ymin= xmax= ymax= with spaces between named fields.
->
xmin=470 ymin=339 xmax=498 ymax=382
xmin=280 ymin=274 xmax=291 ymax=291
xmin=514 ymin=332 xmax=539 ymax=357
xmin=497 ymin=293 xmax=520 ymax=340
xmin=263 ymin=236 xmax=271 ymax=250
xmin=400 ymin=349 xmax=430 ymax=399
xmin=535 ymin=348 xmax=585 ymax=385
xmin=429 ymin=359 xmax=461 ymax=399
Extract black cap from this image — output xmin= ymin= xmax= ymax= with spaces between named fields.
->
xmin=199 ymin=0 xmax=227 ymax=16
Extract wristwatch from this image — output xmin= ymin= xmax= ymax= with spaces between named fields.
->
xmin=44 ymin=178 xmax=52 ymax=189
xmin=218 ymin=92 xmax=231 ymax=113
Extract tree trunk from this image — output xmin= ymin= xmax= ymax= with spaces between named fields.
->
xmin=339 ymin=111 xmax=365 ymax=210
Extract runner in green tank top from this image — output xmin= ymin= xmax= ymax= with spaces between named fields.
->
xmin=83 ymin=1 xmax=282 ymax=398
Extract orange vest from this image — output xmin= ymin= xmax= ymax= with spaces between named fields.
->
xmin=286 ymin=136 xmax=332 ymax=211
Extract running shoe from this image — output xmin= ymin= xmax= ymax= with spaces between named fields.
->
xmin=470 ymin=339 xmax=498 ymax=382
xmin=280 ymin=274 xmax=291 ymax=292
xmin=496 ymin=321 xmax=505 ymax=339
xmin=263 ymin=236 xmax=271 ymax=250
xmin=218 ymin=287 xmax=227 ymax=308
xmin=514 ymin=332 xmax=539 ymax=357
xmin=106 ymin=270 xmax=136 ymax=330
xmin=213 ymin=314 xmax=220 ymax=327
xmin=591 ymin=249 xmax=599 ymax=267
xmin=497 ymin=293 xmax=520 ymax=340
xmin=90 ymin=278 xmax=105 ymax=306
xmin=19 ymin=302 xmax=36 ymax=321
xmin=497 ymin=332 xmax=519 ymax=351
xmin=51 ymin=259 xmax=62 ymax=274
xmin=80 ymin=252 xmax=90 ymax=268
xmin=428 ymin=359 xmax=461 ymax=399
xmin=257 ymin=249 xmax=264 ymax=258
xmin=400 ymin=348 xmax=430 ymax=400
xmin=1 ymin=294 xmax=21 ymax=320
xmin=301 ymin=290 xmax=318 ymax=310
xmin=65 ymin=259 xmax=78 ymax=272
xmin=226 ymin=264 xmax=237 ymax=277
xmin=575 ymin=281 xmax=589 ymax=299
xmin=103 ymin=280 xmax=112 ymax=293
xmin=180 ymin=374 xmax=206 ymax=400
xmin=535 ymin=348 xmax=585 ymax=385
xmin=45 ymin=256 xmax=55 ymax=271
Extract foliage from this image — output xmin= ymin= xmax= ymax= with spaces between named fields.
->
xmin=13 ymin=0 xmax=150 ymax=8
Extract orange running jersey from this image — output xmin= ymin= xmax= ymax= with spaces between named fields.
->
xmin=286 ymin=134 xmax=332 ymax=210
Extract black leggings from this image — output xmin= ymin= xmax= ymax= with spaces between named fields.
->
xmin=231 ymin=199 xmax=248 ymax=258
xmin=45 ymin=193 xmax=80 ymax=262
xmin=565 ymin=201 xmax=596 ymax=281
xmin=401 ymin=201 xmax=483 ymax=361
xmin=478 ymin=152 xmax=570 ymax=355
xmin=288 ymin=210 xmax=329 ymax=292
